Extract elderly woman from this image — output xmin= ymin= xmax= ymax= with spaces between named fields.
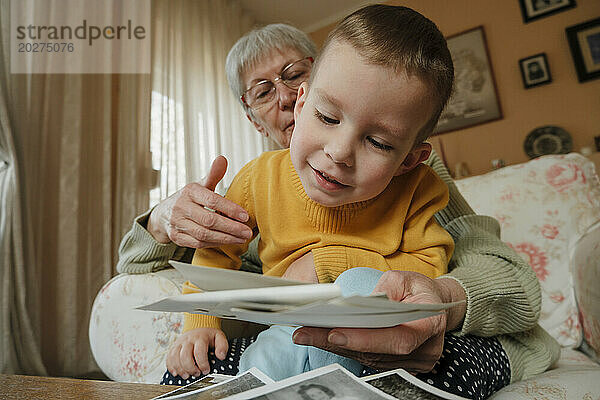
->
xmin=117 ymin=22 xmax=558 ymax=399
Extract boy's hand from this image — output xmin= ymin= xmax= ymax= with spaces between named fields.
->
xmin=166 ymin=328 xmax=228 ymax=379
xmin=283 ymin=251 xmax=318 ymax=282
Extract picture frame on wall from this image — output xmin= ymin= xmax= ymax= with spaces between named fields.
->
xmin=519 ymin=53 xmax=552 ymax=88
xmin=518 ymin=0 xmax=576 ymax=24
xmin=566 ymin=17 xmax=600 ymax=83
xmin=434 ymin=26 xmax=502 ymax=135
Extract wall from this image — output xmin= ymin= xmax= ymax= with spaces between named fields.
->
xmin=309 ymin=0 xmax=600 ymax=176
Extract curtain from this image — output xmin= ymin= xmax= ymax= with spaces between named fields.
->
xmin=0 ymin=0 xmax=47 ymax=375
xmin=0 ymin=0 xmax=151 ymax=376
xmin=1 ymin=0 xmax=268 ymax=377
xmin=151 ymin=0 xmax=273 ymax=202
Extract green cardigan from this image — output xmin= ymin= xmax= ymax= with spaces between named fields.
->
xmin=116 ymin=150 xmax=560 ymax=383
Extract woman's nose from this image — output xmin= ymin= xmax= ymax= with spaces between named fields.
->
xmin=276 ymin=81 xmax=297 ymax=110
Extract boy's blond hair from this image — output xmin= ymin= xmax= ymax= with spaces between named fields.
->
xmin=316 ymin=4 xmax=454 ymax=146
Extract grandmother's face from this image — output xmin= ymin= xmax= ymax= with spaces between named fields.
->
xmin=241 ymin=47 xmax=306 ymax=148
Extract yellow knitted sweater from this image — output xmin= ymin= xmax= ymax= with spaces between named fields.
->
xmin=184 ymin=149 xmax=454 ymax=331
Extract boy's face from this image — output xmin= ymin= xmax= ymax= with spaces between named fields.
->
xmin=290 ymin=41 xmax=435 ymax=207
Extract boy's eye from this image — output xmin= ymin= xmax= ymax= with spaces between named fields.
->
xmin=367 ymin=136 xmax=393 ymax=151
xmin=314 ymin=109 xmax=340 ymax=125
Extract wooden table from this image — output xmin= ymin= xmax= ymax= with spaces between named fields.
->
xmin=0 ymin=374 xmax=176 ymax=399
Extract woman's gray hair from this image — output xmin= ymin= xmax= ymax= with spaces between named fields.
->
xmin=226 ymin=23 xmax=317 ymax=118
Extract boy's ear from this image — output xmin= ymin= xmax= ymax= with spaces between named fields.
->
xmin=293 ymin=82 xmax=309 ymax=123
xmin=246 ymin=113 xmax=268 ymax=137
xmin=395 ymin=142 xmax=432 ymax=176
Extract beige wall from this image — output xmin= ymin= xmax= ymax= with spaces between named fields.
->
xmin=309 ymin=1 xmax=600 ymax=176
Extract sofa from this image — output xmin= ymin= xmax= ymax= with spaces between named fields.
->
xmin=89 ymin=153 xmax=600 ymax=398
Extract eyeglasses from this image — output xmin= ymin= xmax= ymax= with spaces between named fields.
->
xmin=241 ymin=57 xmax=314 ymax=110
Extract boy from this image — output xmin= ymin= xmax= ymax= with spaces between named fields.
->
xmin=167 ymin=5 xmax=455 ymax=381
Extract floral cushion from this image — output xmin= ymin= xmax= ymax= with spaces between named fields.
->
xmin=456 ymin=153 xmax=600 ymax=348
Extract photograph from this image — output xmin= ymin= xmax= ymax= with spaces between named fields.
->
xmin=434 ymin=26 xmax=502 ymax=135
xmin=518 ymin=0 xmax=576 ymax=23
xmin=223 ymin=364 xmax=397 ymax=400
xmin=363 ymin=369 xmax=470 ymax=400
xmin=153 ymin=369 xmax=273 ymax=400
xmin=519 ymin=53 xmax=552 ymax=88
xmin=566 ymin=17 xmax=600 ymax=82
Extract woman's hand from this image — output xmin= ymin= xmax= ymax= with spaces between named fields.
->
xmin=166 ymin=327 xmax=229 ymax=379
xmin=147 ymin=156 xmax=253 ymax=248
xmin=292 ymin=271 xmax=467 ymax=372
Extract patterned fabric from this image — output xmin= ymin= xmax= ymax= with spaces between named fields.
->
xmin=89 ymin=269 xmax=185 ymax=383
xmin=417 ymin=335 xmax=511 ymax=400
xmin=456 ymin=153 xmax=600 ymax=348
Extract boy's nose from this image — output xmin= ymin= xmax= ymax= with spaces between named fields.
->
xmin=324 ymin=136 xmax=354 ymax=167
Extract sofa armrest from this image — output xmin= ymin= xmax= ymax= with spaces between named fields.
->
xmin=490 ymin=348 xmax=600 ymax=399
xmin=89 ymin=268 xmax=268 ymax=383
xmin=89 ymin=269 xmax=185 ymax=383
xmin=571 ymin=220 xmax=600 ymax=362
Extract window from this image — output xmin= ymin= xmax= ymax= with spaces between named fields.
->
xmin=149 ymin=90 xmax=187 ymax=207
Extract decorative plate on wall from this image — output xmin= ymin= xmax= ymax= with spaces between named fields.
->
xmin=524 ymin=126 xmax=573 ymax=159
